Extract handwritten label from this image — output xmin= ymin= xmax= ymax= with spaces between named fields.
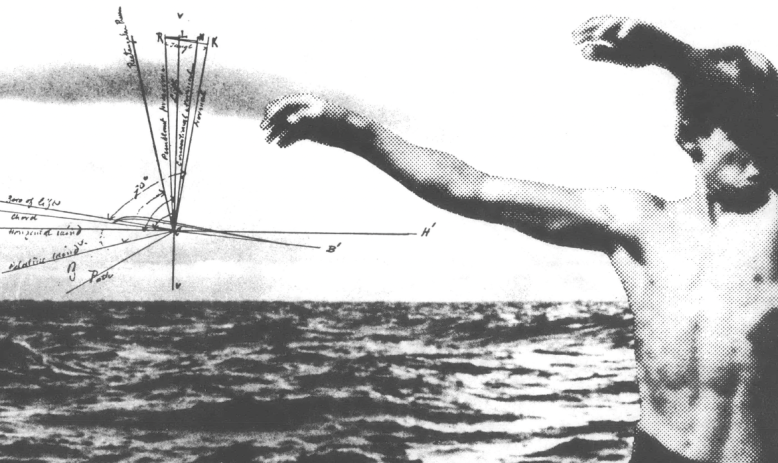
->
xmin=89 ymin=270 xmax=114 ymax=284
xmin=11 ymin=214 xmax=37 ymax=221
xmin=194 ymin=90 xmax=206 ymax=127
xmin=6 ymin=239 xmax=85 ymax=271
xmin=116 ymin=8 xmax=136 ymax=69
xmin=8 ymin=229 xmax=51 ymax=240
xmin=7 ymin=195 xmax=62 ymax=210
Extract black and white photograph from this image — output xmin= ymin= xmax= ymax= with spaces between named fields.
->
xmin=1 ymin=2 xmax=776 ymax=462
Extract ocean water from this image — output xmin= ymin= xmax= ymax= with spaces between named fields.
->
xmin=0 ymin=301 xmax=639 ymax=463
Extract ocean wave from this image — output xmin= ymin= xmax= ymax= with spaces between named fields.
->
xmin=0 ymin=301 xmax=638 ymax=462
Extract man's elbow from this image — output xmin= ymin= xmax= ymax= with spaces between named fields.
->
xmin=413 ymin=172 xmax=492 ymax=220
xmin=444 ymin=171 xmax=489 ymax=202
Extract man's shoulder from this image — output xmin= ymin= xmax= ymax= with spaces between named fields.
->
xmin=587 ymin=189 xmax=668 ymax=226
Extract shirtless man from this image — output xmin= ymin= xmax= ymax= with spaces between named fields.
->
xmin=261 ymin=16 xmax=778 ymax=463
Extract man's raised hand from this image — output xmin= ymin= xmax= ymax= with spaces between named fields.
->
xmin=572 ymin=16 xmax=678 ymax=68
xmin=261 ymin=94 xmax=351 ymax=149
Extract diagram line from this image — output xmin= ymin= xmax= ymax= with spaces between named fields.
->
xmin=146 ymin=193 xmax=165 ymax=206
xmin=177 ymin=229 xmax=323 ymax=246
xmin=111 ymin=190 xmax=152 ymax=220
xmin=164 ymin=37 xmax=175 ymax=218
xmin=111 ymin=215 xmax=169 ymax=228
xmin=110 ymin=177 xmax=164 ymax=219
xmin=0 ymin=209 xmax=145 ymax=230
xmin=3 ymin=232 xmax=169 ymax=275
xmin=141 ymin=202 xmax=172 ymax=229
xmin=177 ymin=229 xmax=268 ymax=243
xmin=164 ymin=36 xmax=207 ymax=45
xmin=172 ymin=227 xmax=176 ymax=290
xmin=111 ymin=171 xmax=182 ymax=219
xmin=130 ymin=36 xmax=172 ymax=221
xmin=182 ymin=229 xmax=417 ymax=236
xmin=173 ymin=35 xmax=182 ymax=223
xmin=66 ymin=232 xmax=172 ymax=295
xmin=0 ymin=200 xmax=143 ymax=228
xmin=138 ymin=193 xmax=167 ymax=215
xmin=0 ymin=227 xmax=165 ymax=232
xmin=176 ymin=41 xmax=209 ymax=218
xmin=149 ymin=217 xmax=418 ymax=237
xmin=173 ymin=222 xmax=320 ymax=249
xmin=174 ymin=41 xmax=200 ymax=223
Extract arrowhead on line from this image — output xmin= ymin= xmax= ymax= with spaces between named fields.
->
xmin=177 ymin=13 xmax=184 ymax=18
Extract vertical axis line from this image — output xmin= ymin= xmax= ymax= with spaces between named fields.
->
xmin=130 ymin=36 xmax=172 ymax=221
xmin=176 ymin=41 xmax=209 ymax=218
xmin=172 ymin=228 xmax=176 ymax=290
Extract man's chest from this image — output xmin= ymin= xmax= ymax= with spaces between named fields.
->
xmin=647 ymin=214 xmax=778 ymax=300
xmin=621 ymin=210 xmax=778 ymax=355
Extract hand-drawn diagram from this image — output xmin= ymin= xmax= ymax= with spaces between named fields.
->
xmin=0 ymin=8 xmax=425 ymax=296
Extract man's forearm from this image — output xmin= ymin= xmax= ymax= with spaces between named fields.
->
xmin=339 ymin=111 xmax=489 ymax=219
xmin=653 ymin=32 xmax=697 ymax=79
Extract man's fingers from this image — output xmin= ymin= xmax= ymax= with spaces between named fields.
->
xmin=264 ymin=102 xmax=305 ymax=134
xmin=572 ymin=16 xmax=608 ymax=42
xmin=277 ymin=130 xmax=301 ymax=149
xmin=591 ymin=16 xmax=622 ymax=43
xmin=265 ymin=119 xmax=290 ymax=144
xmin=263 ymin=94 xmax=312 ymax=127
xmin=616 ymin=18 xmax=638 ymax=40
xmin=580 ymin=42 xmax=616 ymax=62
xmin=572 ymin=16 xmax=625 ymax=43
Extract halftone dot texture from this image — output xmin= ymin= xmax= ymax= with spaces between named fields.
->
xmin=677 ymin=46 xmax=778 ymax=170
xmin=573 ymin=18 xmax=778 ymax=463
xmin=262 ymin=17 xmax=778 ymax=463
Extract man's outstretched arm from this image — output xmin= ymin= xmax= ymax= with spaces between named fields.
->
xmin=572 ymin=16 xmax=776 ymax=92
xmin=261 ymin=94 xmax=661 ymax=254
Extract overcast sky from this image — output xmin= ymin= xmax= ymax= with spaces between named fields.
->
xmin=0 ymin=0 xmax=773 ymax=301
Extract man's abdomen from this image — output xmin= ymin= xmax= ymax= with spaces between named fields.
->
xmin=634 ymin=302 xmax=778 ymax=462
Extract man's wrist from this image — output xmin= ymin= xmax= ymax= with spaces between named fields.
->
xmin=334 ymin=107 xmax=381 ymax=156
xmin=653 ymin=34 xmax=695 ymax=77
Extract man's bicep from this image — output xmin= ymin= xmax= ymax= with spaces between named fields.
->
xmin=473 ymin=176 xmax=661 ymax=252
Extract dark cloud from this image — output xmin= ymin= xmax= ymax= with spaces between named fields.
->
xmin=0 ymin=63 xmax=399 ymax=124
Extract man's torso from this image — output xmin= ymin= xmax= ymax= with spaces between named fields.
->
xmin=610 ymin=191 xmax=778 ymax=462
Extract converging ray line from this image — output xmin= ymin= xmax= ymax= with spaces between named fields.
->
xmin=66 ymin=232 xmax=172 ymax=295
xmin=0 ymin=200 xmax=144 ymax=228
xmin=150 ymin=218 xmax=417 ymax=237
xmin=176 ymin=40 xmax=209 ymax=219
xmin=173 ymin=36 xmax=182 ymax=220
xmin=176 ymin=229 xmax=266 ymax=243
xmin=177 ymin=229 xmax=323 ymax=249
xmin=0 ymin=227 xmax=164 ymax=232
xmin=175 ymin=224 xmax=321 ymax=249
xmin=130 ymin=36 xmax=172 ymax=220
xmin=112 ymin=215 xmax=171 ymax=230
xmin=3 ymin=232 xmax=169 ymax=274
xmin=0 ymin=209 xmax=145 ymax=230
xmin=164 ymin=36 xmax=174 ymax=219
xmin=174 ymin=40 xmax=200 ymax=223
xmin=110 ymin=171 xmax=182 ymax=219
xmin=182 ymin=230 xmax=418 ymax=236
